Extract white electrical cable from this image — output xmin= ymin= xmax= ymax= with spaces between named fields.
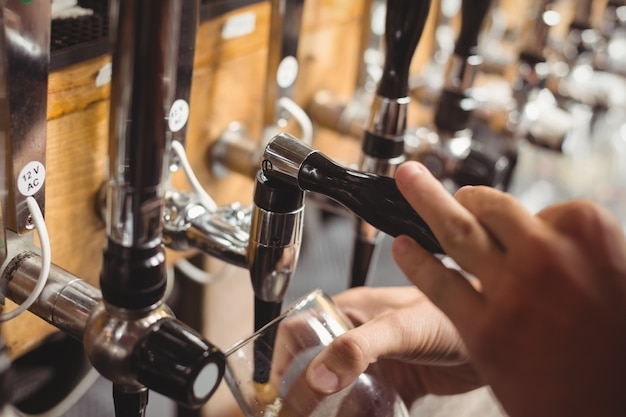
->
xmin=278 ymin=96 xmax=314 ymax=145
xmin=0 ymin=196 xmax=51 ymax=322
xmin=171 ymin=140 xmax=218 ymax=212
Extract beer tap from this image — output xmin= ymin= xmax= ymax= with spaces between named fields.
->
xmin=348 ymin=0 xmax=431 ymax=288
xmin=509 ymin=0 xmax=577 ymax=152
xmin=549 ymin=0 xmax=626 ymax=119
xmin=84 ymin=0 xmax=225 ymax=414
xmin=595 ymin=0 xmax=626 ymax=76
xmin=307 ymin=0 xmax=386 ymax=139
xmin=210 ymin=0 xmax=309 ymax=180
xmin=262 ymin=133 xmax=443 ymax=254
xmin=406 ymin=0 xmax=511 ymax=190
xmin=248 ymin=171 xmax=304 ymax=385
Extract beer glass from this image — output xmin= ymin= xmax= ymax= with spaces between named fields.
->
xmin=223 ymin=289 xmax=410 ymax=417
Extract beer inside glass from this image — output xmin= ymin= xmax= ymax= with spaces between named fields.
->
xmin=223 ymin=289 xmax=410 ymax=417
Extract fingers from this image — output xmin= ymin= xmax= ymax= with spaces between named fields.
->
xmin=392 ymin=235 xmax=483 ymax=329
xmin=305 ymin=298 xmax=468 ymax=395
xmin=332 ymin=286 xmax=427 ymax=325
xmin=395 ymin=162 xmax=503 ymax=278
xmin=453 ymin=185 xmax=539 ymax=253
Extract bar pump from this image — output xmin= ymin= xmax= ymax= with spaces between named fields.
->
xmin=262 ymin=133 xmax=443 ymax=254
xmin=210 ymin=0 xmax=308 ymax=180
xmin=348 ymin=0 xmax=432 ymax=288
xmin=84 ymin=0 xmax=225 ymax=414
xmin=406 ymin=0 xmax=511 ymax=190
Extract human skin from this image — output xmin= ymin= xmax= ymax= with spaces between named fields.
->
xmin=306 ymin=161 xmax=626 ymax=417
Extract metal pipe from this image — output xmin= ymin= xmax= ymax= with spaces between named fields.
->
xmin=2 ymin=246 xmax=99 ymax=341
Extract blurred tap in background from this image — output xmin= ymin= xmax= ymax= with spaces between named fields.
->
xmin=406 ymin=0 xmax=514 ymax=192
xmin=306 ymin=0 xmax=385 ymax=139
xmin=347 ymin=0 xmax=432 ymax=289
xmin=209 ymin=0 xmax=311 ymax=181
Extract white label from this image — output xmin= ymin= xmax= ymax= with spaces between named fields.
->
xmin=276 ymin=56 xmax=299 ymax=89
xmin=95 ymin=62 xmax=112 ymax=87
xmin=168 ymin=99 xmax=190 ymax=132
xmin=18 ymin=161 xmax=45 ymax=196
xmin=222 ymin=11 xmax=256 ymax=40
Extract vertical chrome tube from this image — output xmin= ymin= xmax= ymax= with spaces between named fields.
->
xmin=106 ymin=0 xmax=179 ymax=250
xmin=102 ymin=0 xmax=181 ymax=310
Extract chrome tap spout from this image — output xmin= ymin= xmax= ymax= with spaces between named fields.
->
xmin=163 ymin=191 xmax=250 ymax=269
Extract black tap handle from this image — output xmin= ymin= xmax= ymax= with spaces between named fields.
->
xmin=378 ymin=0 xmax=432 ymax=98
xmin=133 ymin=318 xmax=225 ymax=409
xmin=300 ymin=154 xmax=442 ymax=253
xmin=455 ymin=0 xmax=493 ymax=57
xmin=263 ymin=134 xmax=443 ymax=253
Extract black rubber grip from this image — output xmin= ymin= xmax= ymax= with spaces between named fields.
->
xmin=297 ymin=153 xmax=443 ymax=254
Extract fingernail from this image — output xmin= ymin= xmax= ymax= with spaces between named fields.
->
xmin=309 ymin=363 xmax=340 ymax=394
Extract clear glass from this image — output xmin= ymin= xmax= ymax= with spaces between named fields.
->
xmin=224 ymin=289 xmax=410 ymax=417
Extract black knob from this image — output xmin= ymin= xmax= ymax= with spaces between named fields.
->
xmin=434 ymin=89 xmax=476 ymax=133
xmin=453 ymin=144 xmax=509 ymax=188
xmin=378 ymin=0 xmax=432 ymax=99
xmin=133 ymin=317 xmax=225 ymax=409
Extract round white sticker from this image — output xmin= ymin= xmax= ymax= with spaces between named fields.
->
xmin=168 ymin=99 xmax=190 ymax=133
xmin=17 ymin=161 xmax=45 ymax=196
xmin=276 ymin=56 xmax=299 ymax=89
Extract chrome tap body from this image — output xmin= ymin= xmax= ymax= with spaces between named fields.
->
xmin=87 ymin=0 xmax=225 ymax=412
xmin=247 ymin=170 xmax=304 ymax=383
xmin=210 ymin=0 xmax=307 ymax=179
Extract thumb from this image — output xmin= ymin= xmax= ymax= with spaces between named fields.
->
xmin=305 ymin=302 xmax=467 ymax=395
xmin=305 ymin=324 xmax=377 ymax=395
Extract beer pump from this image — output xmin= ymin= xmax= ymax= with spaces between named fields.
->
xmin=87 ymin=1 xmax=226 ymax=414
xmin=307 ymin=0 xmax=386 ymax=139
xmin=348 ymin=0 xmax=432 ymax=288
xmin=0 ymin=1 xmax=226 ymax=415
xmin=210 ymin=0 xmax=309 ymax=180
xmin=406 ymin=0 xmax=512 ymax=190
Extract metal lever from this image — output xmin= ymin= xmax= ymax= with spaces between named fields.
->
xmin=352 ymin=0 xmax=432 ymax=287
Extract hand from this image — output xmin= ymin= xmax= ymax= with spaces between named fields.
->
xmin=389 ymin=161 xmax=626 ymax=417
xmin=305 ymin=286 xmax=483 ymax=406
